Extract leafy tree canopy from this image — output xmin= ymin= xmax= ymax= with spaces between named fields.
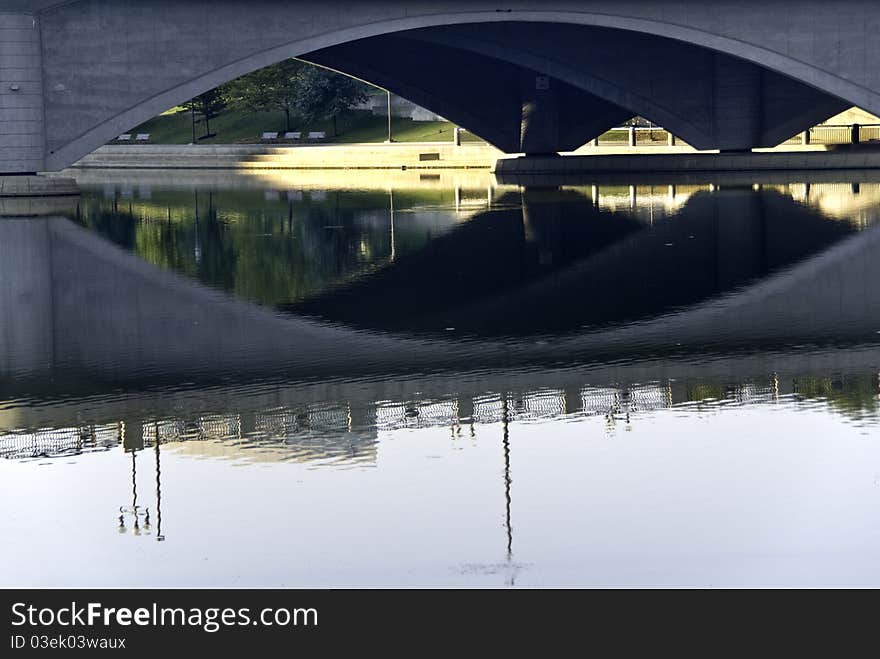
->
xmin=183 ymin=88 xmax=227 ymax=138
xmin=290 ymin=65 xmax=371 ymax=135
xmin=184 ymin=60 xmax=374 ymax=136
xmin=221 ymin=59 xmax=306 ymax=131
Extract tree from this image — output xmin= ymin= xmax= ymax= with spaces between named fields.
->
xmin=291 ymin=66 xmax=370 ymax=136
xmin=184 ymin=88 xmax=227 ymax=139
xmin=221 ymin=59 xmax=306 ymax=132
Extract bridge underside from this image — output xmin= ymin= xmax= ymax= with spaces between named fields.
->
xmin=4 ymin=1 xmax=877 ymax=173
xmin=304 ymin=25 xmax=849 ymax=155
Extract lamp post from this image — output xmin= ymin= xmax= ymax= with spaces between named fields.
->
xmin=385 ymin=89 xmax=393 ymax=143
xmin=385 ymin=89 xmax=394 ymax=144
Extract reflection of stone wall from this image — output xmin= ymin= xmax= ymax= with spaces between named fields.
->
xmin=0 ymin=219 xmax=54 ymax=376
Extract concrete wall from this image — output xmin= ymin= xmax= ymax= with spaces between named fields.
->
xmin=0 ymin=13 xmax=45 ymax=172
xmin=6 ymin=1 xmax=880 ymax=170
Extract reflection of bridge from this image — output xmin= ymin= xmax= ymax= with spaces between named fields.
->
xmin=5 ymin=1 xmax=880 ymax=173
xmin=3 ymin=187 xmax=880 ymax=391
xmin=287 ymin=188 xmax=861 ymax=334
xmin=2 ymin=182 xmax=880 ymax=441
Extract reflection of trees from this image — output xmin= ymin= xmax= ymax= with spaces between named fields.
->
xmin=74 ymin=188 xmax=451 ymax=306
xmin=685 ymin=383 xmax=727 ymax=402
xmin=794 ymin=375 xmax=880 ymax=418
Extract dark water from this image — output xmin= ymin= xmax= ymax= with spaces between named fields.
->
xmin=4 ymin=170 xmax=880 ymax=586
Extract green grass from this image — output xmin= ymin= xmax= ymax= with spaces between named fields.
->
xmin=125 ymin=108 xmax=486 ymax=145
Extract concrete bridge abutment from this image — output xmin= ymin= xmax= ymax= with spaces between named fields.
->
xmin=0 ymin=12 xmax=46 ymax=175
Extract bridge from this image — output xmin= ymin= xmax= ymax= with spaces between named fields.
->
xmin=2 ymin=1 xmax=880 ymax=174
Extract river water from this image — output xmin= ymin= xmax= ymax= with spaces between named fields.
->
xmin=3 ymin=169 xmax=880 ymax=587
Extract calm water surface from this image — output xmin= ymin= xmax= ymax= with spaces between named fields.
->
xmin=4 ymin=169 xmax=880 ymax=586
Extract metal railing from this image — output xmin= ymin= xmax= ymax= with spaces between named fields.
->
xmin=769 ymin=124 xmax=880 ymax=146
xmin=590 ymin=124 xmax=880 ymax=148
xmin=591 ymin=126 xmax=680 ymax=147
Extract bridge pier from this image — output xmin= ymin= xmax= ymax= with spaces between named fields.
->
xmin=712 ymin=57 xmax=762 ymax=151
xmin=306 ymin=35 xmax=629 ymax=155
xmin=0 ymin=13 xmax=46 ymax=175
xmin=0 ymin=13 xmax=78 ymax=215
xmin=413 ymin=23 xmax=850 ymax=152
xmin=520 ymin=74 xmax=560 ymax=155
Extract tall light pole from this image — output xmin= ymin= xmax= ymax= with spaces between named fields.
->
xmin=385 ymin=89 xmax=393 ymax=143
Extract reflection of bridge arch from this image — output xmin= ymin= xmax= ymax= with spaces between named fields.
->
xmin=3 ymin=184 xmax=880 ymax=388
xmin=10 ymin=1 xmax=880 ymax=171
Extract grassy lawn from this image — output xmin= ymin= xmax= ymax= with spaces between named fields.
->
xmin=125 ymin=108 xmax=486 ymax=145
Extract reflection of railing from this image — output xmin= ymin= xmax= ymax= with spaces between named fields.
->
xmin=2 ymin=372 xmax=874 ymax=461
xmin=0 ymin=424 xmax=119 ymax=460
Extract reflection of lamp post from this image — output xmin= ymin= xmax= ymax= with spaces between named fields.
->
xmin=389 ymin=189 xmax=396 ymax=262
xmin=154 ymin=430 xmax=165 ymax=542
xmin=116 ymin=424 xmax=165 ymax=541
xmin=193 ymin=191 xmax=202 ymax=264
xmin=117 ymin=448 xmax=150 ymax=536
xmin=501 ymin=397 xmax=513 ymax=562
xmin=500 ymin=396 xmax=519 ymax=587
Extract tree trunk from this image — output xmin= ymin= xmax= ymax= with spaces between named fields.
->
xmin=332 ymin=114 xmax=338 ymax=137
xmin=285 ymin=108 xmax=291 ymax=132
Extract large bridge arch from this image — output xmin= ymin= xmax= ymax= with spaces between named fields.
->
xmin=392 ymin=24 xmax=849 ymax=151
xmin=7 ymin=1 xmax=879 ymax=171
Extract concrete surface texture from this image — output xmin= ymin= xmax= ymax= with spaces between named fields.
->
xmin=3 ymin=1 xmax=880 ymax=172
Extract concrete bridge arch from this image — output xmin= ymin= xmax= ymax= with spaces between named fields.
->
xmin=4 ymin=1 xmax=880 ymax=171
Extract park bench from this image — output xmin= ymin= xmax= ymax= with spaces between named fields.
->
xmin=116 ymin=134 xmax=132 ymax=141
xmin=307 ymin=131 xmax=326 ymax=140
xmin=135 ymin=133 xmax=150 ymax=142
xmin=284 ymin=131 xmax=301 ymax=140
xmin=261 ymin=132 xmax=279 ymax=141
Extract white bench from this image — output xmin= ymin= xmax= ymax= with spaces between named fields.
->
xmin=135 ymin=133 xmax=150 ymax=142
xmin=307 ymin=131 xmax=326 ymax=140
xmin=261 ymin=132 xmax=279 ymax=140
xmin=116 ymin=134 xmax=132 ymax=141
xmin=284 ymin=131 xmax=301 ymax=140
